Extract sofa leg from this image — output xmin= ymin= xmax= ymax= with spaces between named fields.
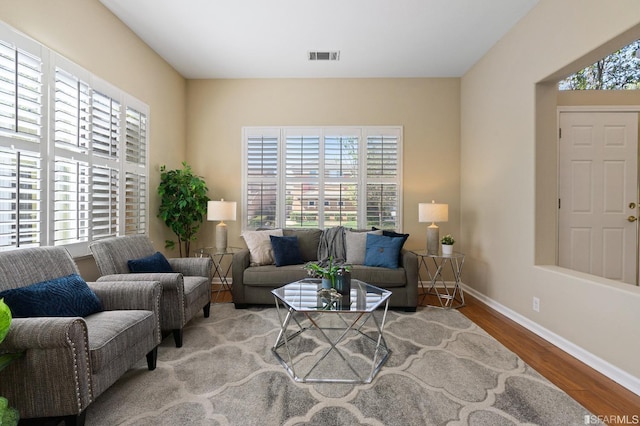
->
xmin=405 ymin=307 xmax=417 ymax=313
xmin=234 ymin=303 xmax=248 ymax=309
xmin=203 ymin=302 xmax=211 ymax=318
xmin=146 ymin=346 xmax=158 ymax=370
xmin=62 ymin=411 xmax=86 ymax=426
xmin=173 ymin=328 xmax=183 ymax=348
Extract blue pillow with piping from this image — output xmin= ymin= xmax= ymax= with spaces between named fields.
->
xmin=270 ymin=235 xmax=304 ymax=267
xmin=364 ymin=233 xmax=405 ymax=269
xmin=128 ymin=251 xmax=174 ymax=273
xmin=0 ymin=273 xmax=103 ymax=318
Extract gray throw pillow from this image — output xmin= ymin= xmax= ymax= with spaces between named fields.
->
xmin=345 ymin=229 xmax=382 ymax=264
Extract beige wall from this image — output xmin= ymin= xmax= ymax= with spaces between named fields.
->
xmin=0 ymin=0 xmax=188 ymax=273
xmin=3 ymin=0 xmax=639 ymax=392
xmin=186 ymin=78 xmax=461 ymax=252
xmin=462 ymin=0 xmax=640 ymax=385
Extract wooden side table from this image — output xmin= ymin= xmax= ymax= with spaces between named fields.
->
xmin=412 ymin=251 xmax=465 ymax=309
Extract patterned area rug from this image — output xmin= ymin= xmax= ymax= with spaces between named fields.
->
xmin=86 ymin=304 xmax=593 ymax=425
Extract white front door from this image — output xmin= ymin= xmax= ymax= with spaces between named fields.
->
xmin=558 ymin=111 xmax=638 ymax=285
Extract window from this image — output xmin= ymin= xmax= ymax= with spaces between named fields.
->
xmin=0 ymin=22 xmax=148 ymax=255
xmin=243 ymin=126 xmax=402 ymax=231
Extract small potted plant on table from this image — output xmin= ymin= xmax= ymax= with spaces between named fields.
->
xmin=441 ymin=234 xmax=455 ymax=255
xmin=304 ymin=257 xmax=351 ymax=295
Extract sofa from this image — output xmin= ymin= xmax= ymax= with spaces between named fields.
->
xmin=0 ymin=246 xmax=162 ymax=426
xmin=232 ymin=227 xmax=418 ymax=311
xmin=90 ymin=235 xmax=213 ymax=347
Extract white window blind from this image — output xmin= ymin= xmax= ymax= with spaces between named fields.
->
xmin=91 ymin=90 xmax=119 ymax=159
xmin=0 ymin=147 xmax=41 ymax=249
xmin=0 ymin=40 xmax=42 ymax=142
xmin=246 ymin=133 xmax=278 ymax=228
xmin=0 ymin=21 xmax=149 ymax=254
xmin=53 ymin=158 xmax=90 ymax=246
xmin=54 ymin=67 xmax=90 ymax=152
xmin=243 ymin=126 xmax=402 ymax=231
xmin=91 ymin=165 xmax=118 ymax=239
xmin=366 ymin=134 xmax=400 ymax=228
xmin=124 ymin=171 xmax=146 ymax=235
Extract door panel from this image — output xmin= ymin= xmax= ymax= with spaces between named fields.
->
xmin=558 ymin=111 xmax=638 ymax=284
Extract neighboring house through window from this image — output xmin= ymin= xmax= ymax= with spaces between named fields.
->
xmin=0 ymin=21 xmax=148 ymax=256
xmin=242 ymin=126 xmax=402 ymax=231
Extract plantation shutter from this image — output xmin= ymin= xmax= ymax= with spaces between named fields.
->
xmin=246 ymin=133 xmax=278 ymax=228
xmin=0 ymin=34 xmax=44 ymax=251
xmin=123 ymin=106 xmax=147 ymax=235
xmin=92 ymin=166 xmax=118 ymax=239
xmin=0 ymin=40 xmax=42 ymax=142
xmin=324 ymin=135 xmax=358 ymax=228
xmin=92 ymin=91 xmax=120 ymax=158
xmin=125 ymin=107 xmax=146 ymax=164
xmin=53 ymin=158 xmax=90 ymax=245
xmin=124 ymin=171 xmax=146 ymax=234
xmin=0 ymin=22 xmax=150 ymax=253
xmin=0 ymin=148 xmax=41 ymax=249
xmin=285 ymin=134 xmax=319 ymax=227
xmin=54 ymin=68 xmax=91 ymax=152
xmin=242 ymin=127 xmax=402 ymax=231
xmin=366 ymin=134 xmax=400 ymax=229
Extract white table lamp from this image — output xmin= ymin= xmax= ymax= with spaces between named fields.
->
xmin=207 ymin=199 xmax=237 ymax=253
xmin=419 ymin=201 xmax=448 ymax=255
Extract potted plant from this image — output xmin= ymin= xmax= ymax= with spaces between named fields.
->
xmin=441 ymin=234 xmax=455 ymax=255
xmin=304 ymin=257 xmax=351 ymax=292
xmin=0 ymin=299 xmax=20 ymax=425
xmin=157 ymin=162 xmax=210 ymax=257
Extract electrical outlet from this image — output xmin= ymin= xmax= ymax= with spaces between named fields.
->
xmin=533 ymin=297 xmax=540 ymax=312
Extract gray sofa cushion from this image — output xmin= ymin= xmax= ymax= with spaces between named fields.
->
xmin=244 ymin=264 xmax=309 ymax=287
xmin=85 ymin=310 xmax=156 ymax=373
xmin=283 ymin=228 xmax=322 ymax=261
xmin=350 ymin=265 xmax=407 ymax=288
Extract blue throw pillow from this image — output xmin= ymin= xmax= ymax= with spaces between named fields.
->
xmin=0 ymin=274 xmax=103 ymax=318
xmin=364 ymin=233 xmax=405 ymax=269
xmin=382 ymin=230 xmax=409 ymax=247
xmin=128 ymin=252 xmax=174 ymax=273
xmin=270 ymin=235 xmax=304 ymax=267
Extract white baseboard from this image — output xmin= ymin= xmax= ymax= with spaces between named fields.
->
xmin=460 ymin=283 xmax=640 ymax=396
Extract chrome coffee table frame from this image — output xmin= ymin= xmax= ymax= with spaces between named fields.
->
xmin=271 ymin=278 xmax=391 ymax=384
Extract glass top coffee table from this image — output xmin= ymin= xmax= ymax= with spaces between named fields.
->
xmin=271 ymin=278 xmax=391 ymax=384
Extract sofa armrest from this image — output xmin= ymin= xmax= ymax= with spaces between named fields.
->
xmin=88 ymin=280 xmax=161 ymax=312
xmin=97 ymin=273 xmax=185 ymax=330
xmin=97 ymin=273 xmax=184 ymax=295
xmin=0 ymin=317 xmax=93 ymax=418
xmin=168 ymin=257 xmax=212 ymax=278
xmin=400 ymin=249 xmax=419 ymax=306
xmin=231 ymin=249 xmax=251 ymax=305
xmin=88 ymin=280 xmax=162 ymax=344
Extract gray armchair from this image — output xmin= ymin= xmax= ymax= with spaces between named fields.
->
xmin=89 ymin=235 xmax=212 ymax=347
xmin=0 ymin=246 xmax=161 ymax=426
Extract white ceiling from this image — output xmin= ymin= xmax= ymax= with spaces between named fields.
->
xmin=100 ymin=0 xmax=539 ymax=79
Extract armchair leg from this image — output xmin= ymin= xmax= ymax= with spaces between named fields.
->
xmin=203 ymin=301 xmax=211 ymax=318
xmin=173 ymin=328 xmax=183 ymax=348
xmin=146 ymin=346 xmax=158 ymax=370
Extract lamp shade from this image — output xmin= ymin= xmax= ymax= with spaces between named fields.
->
xmin=207 ymin=200 xmax=237 ymax=222
xmin=418 ymin=202 xmax=448 ymax=223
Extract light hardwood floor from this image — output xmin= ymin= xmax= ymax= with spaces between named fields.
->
xmin=213 ymin=287 xmax=640 ymax=423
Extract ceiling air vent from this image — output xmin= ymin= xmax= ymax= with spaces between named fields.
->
xmin=308 ymin=51 xmax=340 ymax=61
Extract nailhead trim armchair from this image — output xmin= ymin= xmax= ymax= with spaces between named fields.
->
xmin=0 ymin=246 xmax=162 ymax=426
xmin=89 ymin=235 xmax=213 ymax=347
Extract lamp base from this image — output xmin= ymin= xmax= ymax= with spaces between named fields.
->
xmin=426 ymin=224 xmax=439 ymax=255
xmin=215 ymin=222 xmax=228 ymax=253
